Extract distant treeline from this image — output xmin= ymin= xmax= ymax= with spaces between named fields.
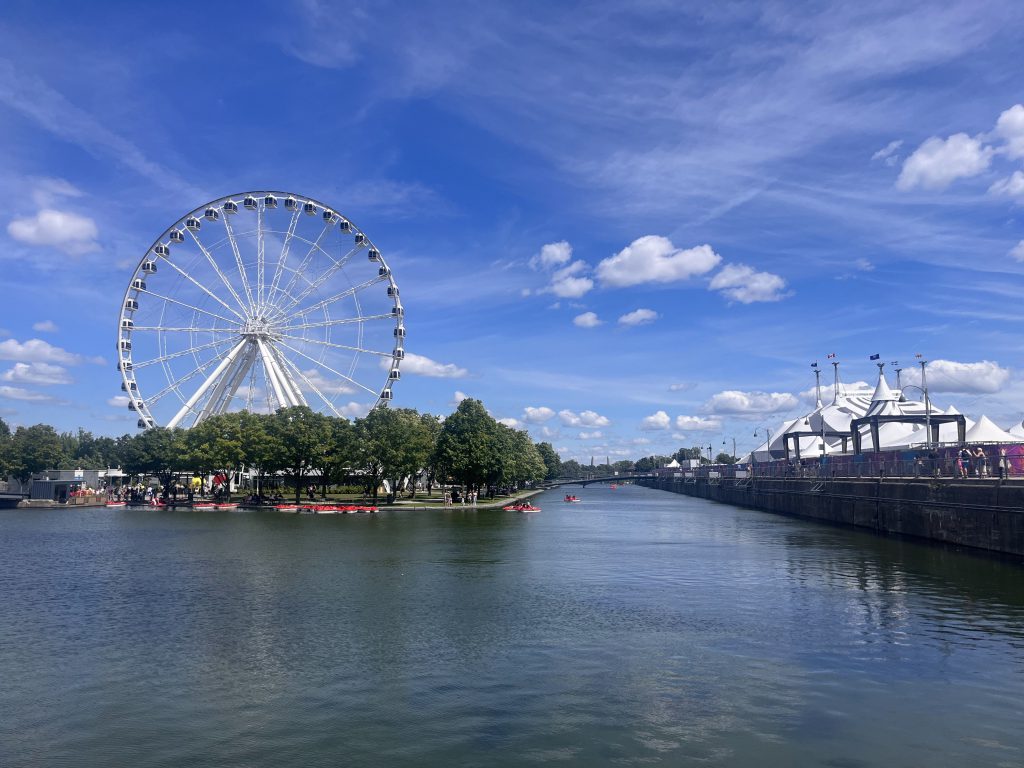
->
xmin=0 ymin=398 xmax=562 ymax=504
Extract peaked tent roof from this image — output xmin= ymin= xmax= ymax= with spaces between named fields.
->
xmin=964 ymin=415 xmax=1018 ymax=443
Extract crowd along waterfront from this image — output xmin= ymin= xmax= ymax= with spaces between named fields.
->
xmin=2 ymin=484 xmax=1023 ymax=766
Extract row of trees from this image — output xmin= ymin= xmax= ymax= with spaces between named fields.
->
xmin=0 ymin=399 xmax=562 ymax=504
xmin=554 ymin=446 xmax=737 ymax=480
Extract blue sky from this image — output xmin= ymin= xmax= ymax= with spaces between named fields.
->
xmin=2 ymin=0 xmax=1024 ymax=461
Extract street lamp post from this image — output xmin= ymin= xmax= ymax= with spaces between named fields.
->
xmin=753 ymin=427 xmax=773 ymax=476
xmin=723 ymin=437 xmax=736 ymax=463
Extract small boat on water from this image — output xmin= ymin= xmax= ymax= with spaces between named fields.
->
xmin=564 ymin=494 xmax=581 ymax=503
xmin=193 ymin=504 xmax=217 ymax=511
xmin=275 ymin=504 xmax=299 ymax=512
xmin=105 ymin=501 xmax=127 ymax=507
xmin=215 ymin=503 xmax=239 ymax=510
xmin=504 ymin=503 xmax=541 ymax=513
xmin=609 ymin=484 xmax=618 ymax=490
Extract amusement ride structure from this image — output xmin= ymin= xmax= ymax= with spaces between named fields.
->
xmin=117 ymin=192 xmax=404 ymax=429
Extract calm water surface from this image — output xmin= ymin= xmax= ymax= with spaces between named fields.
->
xmin=2 ymin=485 xmax=1024 ymax=767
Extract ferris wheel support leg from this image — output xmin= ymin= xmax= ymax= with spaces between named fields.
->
xmin=167 ymin=338 xmax=249 ymax=429
xmin=257 ymin=337 xmax=296 ymax=409
xmin=269 ymin=344 xmax=308 ymax=408
xmin=196 ymin=342 xmax=257 ymax=424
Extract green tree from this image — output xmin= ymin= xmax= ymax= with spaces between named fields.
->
xmin=715 ymin=452 xmax=736 ymax=465
xmin=673 ymin=446 xmax=704 ymax=463
xmin=266 ymin=406 xmax=330 ymax=504
xmin=317 ymin=416 xmax=354 ymax=498
xmin=433 ymin=398 xmax=499 ymax=493
xmin=0 ymin=417 xmax=11 ymax=479
xmin=634 ymin=454 xmax=672 ymax=472
xmin=355 ymin=407 xmax=435 ymax=503
xmin=8 ymin=424 xmax=65 ymax=485
xmin=559 ymin=459 xmax=583 ymax=480
xmin=119 ymin=427 xmax=186 ymax=500
xmin=535 ymin=441 xmax=562 ymax=481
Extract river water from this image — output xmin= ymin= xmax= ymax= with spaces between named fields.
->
xmin=2 ymin=484 xmax=1023 ymax=767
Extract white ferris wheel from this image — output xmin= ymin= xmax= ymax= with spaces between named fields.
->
xmin=117 ymin=191 xmax=404 ymax=429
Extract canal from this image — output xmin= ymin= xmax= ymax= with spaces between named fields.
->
xmin=2 ymin=484 xmax=1023 ymax=766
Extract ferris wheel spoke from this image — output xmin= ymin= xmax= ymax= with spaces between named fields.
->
xmin=273 ymin=333 xmax=395 ymax=357
xmin=257 ymin=200 xmax=266 ymax=307
xmin=137 ymin=288 xmax=244 ymax=327
xmin=273 ymin=338 xmax=379 ymax=397
xmin=222 ymin=213 xmax=256 ymax=312
xmin=131 ymin=326 xmax=239 ymax=333
xmin=277 ymin=354 xmax=343 ymax=418
xmin=161 ymin=256 xmax=248 ymax=322
xmin=270 ymin=221 xmax=335 ymax=313
xmin=274 ymin=245 xmax=361 ymax=316
xmin=279 ymin=272 xmax=386 ymax=322
xmin=275 ymin=313 xmax=394 ymax=332
xmin=266 ymin=206 xmax=304 ymax=311
xmin=187 ymin=228 xmax=251 ymax=315
xmin=145 ymin=355 xmax=223 ymax=407
xmin=132 ymin=336 xmax=239 ymax=369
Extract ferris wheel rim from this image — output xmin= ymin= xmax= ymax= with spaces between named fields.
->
xmin=116 ymin=190 xmax=404 ymax=429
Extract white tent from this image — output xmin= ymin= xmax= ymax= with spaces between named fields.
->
xmin=1007 ymin=420 xmax=1024 ymax=439
xmin=964 ymin=415 xmax=1018 ymax=444
xmin=664 ymin=458 xmax=681 ymax=468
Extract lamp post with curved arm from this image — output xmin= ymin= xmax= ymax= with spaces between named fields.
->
xmin=753 ymin=426 xmax=773 ymax=476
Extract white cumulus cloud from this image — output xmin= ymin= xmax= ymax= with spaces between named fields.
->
xmin=674 ymin=415 xmax=721 ymax=431
xmin=704 ymin=390 xmax=799 ymax=415
xmin=384 ymin=352 xmax=467 ymax=378
xmin=640 ymin=410 xmax=671 ymax=431
xmin=897 ymin=133 xmax=993 ymax=191
xmin=907 ymin=359 xmax=1010 ymax=394
xmin=995 ymin=104 xmax=1024 ymax=159
xmin=549 ymin=260 xmax=594 ymax=298
xmin=107 ymin=395 xmax=131 ymax=407
xmin=451 ymin=391 xmax=469 ymax=406
xmin=498 ymin=417 xmax=522 ymax=428
xmin=339 ymin=401 xmax=372 ymax=419
xmin=2 ymin=362 xmax=72 ymax=386
xmin=709 ymin=264 xmax=787 ymax=303
xmin=559 ymin=409 xmax=610 ymax=427
xmin=573 ymin=311 xmax=602 ymax=328
xmin=596 ymin=236 xmax=721 ymax=287
xmin=522 ymin=406 xmax=555 ymax=423
xmin=32 ymin=320 xmax=58 ymax=333
xmin=300 ymin=368 xmax=355 ymax=395
xmin=8 ymin=209 xmax=99 ymax=255
xmin=578 ymin=430 xmax=603 ymax=440
xmin=531 ymin=240 xmax=573 ymax=269
xmin=989 ymin=170 xmax=1024 ymax=199
xmin=0 ymin=338 xmax=83 ymax=365
xmin=618 ymin=308 xmax=658 ymax=326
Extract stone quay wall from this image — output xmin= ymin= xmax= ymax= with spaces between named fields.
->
xmin=638 ymin=476 xmax=1024 ymax=558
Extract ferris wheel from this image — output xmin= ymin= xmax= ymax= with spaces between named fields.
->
xmin=117 ymin=191 xmax=404 ymax=429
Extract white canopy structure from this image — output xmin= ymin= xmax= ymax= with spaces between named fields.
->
xmin=1007 ymin=420 xmax=1024 ymax=439
xmin=963 ymin=415 xmax=1018 ymax=444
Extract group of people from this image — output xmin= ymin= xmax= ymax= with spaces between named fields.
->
xmin=956 ymin=446 xmax=993 ymax=479
xmin=442 ymin=489 xmax=478 ymax=507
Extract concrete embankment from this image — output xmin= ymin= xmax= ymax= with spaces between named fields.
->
xmin=639 ymin=476 xmax=1024 ymax=558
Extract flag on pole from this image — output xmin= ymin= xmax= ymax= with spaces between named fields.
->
xmin=869 ymin=353 xmax=880 ymax=360
xmin=827 ymin=353 xmax=836 ymax=359
xmin=915 ymin=353 xmax=923 ymax=359
xmin=811 ymin=362 xmax=818 ymax=368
